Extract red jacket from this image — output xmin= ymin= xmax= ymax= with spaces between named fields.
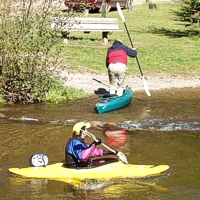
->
xmin=106 ymin=40 xmax=137 ymax=68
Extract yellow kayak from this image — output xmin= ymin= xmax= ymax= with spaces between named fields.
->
xmin=9 ymin=158 xmax=169 ymax=186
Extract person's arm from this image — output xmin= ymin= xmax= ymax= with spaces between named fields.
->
xmin=125 ymin=45 xmax=137 ymax=57
xmin=68 ymin=139 xmax=104 ymax=162
xmin=81 ymin=144 xmax=104 ymax=162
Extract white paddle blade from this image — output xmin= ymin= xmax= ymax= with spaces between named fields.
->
xmin=142 ymin=76 xmax=151 ymax=97
xmin=104 ymin=143 xmax=129 ymax=165
xmin=116 ymin=2 xmax=125 ymax=22
xmin=117 ymin=152 xmax=129 ymax=165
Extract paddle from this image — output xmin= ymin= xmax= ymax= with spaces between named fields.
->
xmin=116 ymin=2 xmax=151 ymax=97
xmin=85 ymin=130 xmax=129 ymax=165
xmin=93 ymin=78 xmax=121 ymax=89
xmin=93 ymin=78 xmax=109 ymax=87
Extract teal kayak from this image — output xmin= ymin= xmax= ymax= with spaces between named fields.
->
xmin=96 ymin=87 xmax=133 ymax=114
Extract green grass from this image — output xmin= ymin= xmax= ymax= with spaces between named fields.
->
xmin=46 ymin=79 xmax=89 ymax=103
xmin=56 ymin=2 xmax=200 ymax=77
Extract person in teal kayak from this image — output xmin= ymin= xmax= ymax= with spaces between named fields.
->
xmin=106 ymin=39 xmax=137 ymax=96
xmin=65 ymin=122 xmax=116 ymax=168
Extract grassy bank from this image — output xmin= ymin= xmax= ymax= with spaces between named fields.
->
xmin=57 ymin=2 xmax=200 ymax=77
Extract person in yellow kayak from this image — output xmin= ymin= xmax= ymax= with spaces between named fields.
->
xmin=65 ymin=122 xmax=117 ymax=168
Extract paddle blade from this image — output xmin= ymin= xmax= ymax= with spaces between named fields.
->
xmin=117 ymin=152 xmax=129 ymax=165
xmin=142 ymin=76 xmax=151 ymax=97
xmin=116 ymin=2 xmax=125 ymax=22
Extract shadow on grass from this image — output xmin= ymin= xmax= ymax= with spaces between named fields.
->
xmin=148 ymin=27 xmax=199 ymax=38
xmin=150 ymin=8 xmax=200 ymax=38
xmin=68 ymin=35 xmax=103 ymax=42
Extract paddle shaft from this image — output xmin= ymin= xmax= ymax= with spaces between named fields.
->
xmin=87 ymin=132 xmax=116 ymax=154
xmin=116 ymin=2 xmax=143 ymax=76
xmin=101 ymin=143 xmax=117 ymax=154
xmin=116 ymin=2 xmax=151 ymax=97
xmin=93 ymin=78 xmax=120 ymax=88
xmin=93 ymin=78 xmax=109 ymax=87
xmin=123 ymin=22 xmax=144 ymax=77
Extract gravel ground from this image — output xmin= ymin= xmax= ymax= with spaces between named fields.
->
xmin=58 ymin=70 xmax=200 ymax=94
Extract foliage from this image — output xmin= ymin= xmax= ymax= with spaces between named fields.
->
xmin=0 ymin=95 xmax=6 ymax=104
xmin=183 ymin=0 xmax=200 ymax=11
xmin=46 ymin=79 xmax=89 ymax=103
xmin=0 ymin=0 xmax=75 ymax=103
xmin=176 ymin=0 xmax=200 ymax=21
xmin=64 ymin=0 xmax=98 ymax=12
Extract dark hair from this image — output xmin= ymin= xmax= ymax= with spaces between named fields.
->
xmin=80 ymin=126 xmax=86 ymax=135
xmin=72 ymin=125 xmax=86 ymax=137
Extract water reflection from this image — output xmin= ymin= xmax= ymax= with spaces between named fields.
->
xmin=8 ymin=175 xmax=169 ymax=199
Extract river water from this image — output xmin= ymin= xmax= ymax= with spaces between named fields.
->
xmin=0 ymin=87 xmax=200 ymax=199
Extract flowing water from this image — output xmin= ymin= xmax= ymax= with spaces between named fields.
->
xmin=0 ymin=87 xmax=200 ymax=199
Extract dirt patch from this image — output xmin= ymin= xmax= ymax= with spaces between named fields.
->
xmin=58 ymin=70 xmax=200 ymax=94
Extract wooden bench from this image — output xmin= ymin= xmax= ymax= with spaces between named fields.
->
xmin=51 ymin=17 xmax=122 ymax=44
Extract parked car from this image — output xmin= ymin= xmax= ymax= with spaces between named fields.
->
xmin=64 ymin=0 xmax=131 ymax=13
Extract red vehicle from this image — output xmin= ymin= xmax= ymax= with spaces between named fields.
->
xmin=64 ymin=0 xmax=131 ymax=13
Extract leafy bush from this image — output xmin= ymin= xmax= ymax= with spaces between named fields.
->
xmin=46 ymin=79 xmax=89 ymax=103
xmin=0 ymin=0 xmax=73 ymax=103
xmin=179 ymin=0 xmax=200 ymax=20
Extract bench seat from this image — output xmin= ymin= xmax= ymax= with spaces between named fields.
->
xmin=51 ymin=17 xmax=122 ymax=43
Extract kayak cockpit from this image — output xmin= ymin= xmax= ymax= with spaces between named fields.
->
xmin=63 ymin=157 xmax=119 ymax=169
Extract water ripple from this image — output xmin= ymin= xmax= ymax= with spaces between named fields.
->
xmin=120 ymin=119 xmax=200 ymax=131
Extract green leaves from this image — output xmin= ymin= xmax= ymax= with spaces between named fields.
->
xmin=0 ymin=0 xmax=67 ymax=103
xmin=46 ymin=79 xmax=89 ymax=103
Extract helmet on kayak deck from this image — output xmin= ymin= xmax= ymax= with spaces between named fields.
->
xmin=29 ymin=154 xmax=48 ymax=167
xmin=73 ymin=122 xmax=91 ymax=136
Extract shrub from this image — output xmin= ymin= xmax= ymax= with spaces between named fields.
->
xmin=0 ymin=0 xmax=72 ymax=103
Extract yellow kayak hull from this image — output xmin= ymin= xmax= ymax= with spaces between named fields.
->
xmin=9 ymin=160 xmax=169 ymax=186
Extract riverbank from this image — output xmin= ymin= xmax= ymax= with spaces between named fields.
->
xmin=59 ymin=71 xmax=200 ymax=94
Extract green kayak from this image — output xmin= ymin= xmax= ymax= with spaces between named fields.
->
xmin=96 ymin=87 xmax=133 ymax=114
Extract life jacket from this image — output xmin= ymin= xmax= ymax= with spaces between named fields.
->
xmin=65 ymin=137 xmax=91 ymax=168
